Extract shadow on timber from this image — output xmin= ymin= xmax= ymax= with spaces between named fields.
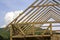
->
xmin=13 ymin=36 xmax=51 ymax=40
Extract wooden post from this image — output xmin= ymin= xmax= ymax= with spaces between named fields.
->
xmin=10 ymin=25 xmax=12 ymax=40
xmin=50 ymin=23 xmax=52 ymax=35
xmin=32 ymin=24 xmax=35 ymax=35
xmin=50 ymin=23 xmax=53 ymax=40
xmin=42 ymin=25 xmax=50 ymax=35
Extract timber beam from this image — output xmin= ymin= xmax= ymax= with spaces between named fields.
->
xmin=19 ymin=21 xmax=60 ymax=24
xmin=31 ymin=4 xmax=60 ymax=8
xmin=12 ymin=35 xmax=50 ymax=38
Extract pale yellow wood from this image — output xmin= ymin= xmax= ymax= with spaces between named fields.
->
xmin=32 ymin=24 xmax=35 ymax=35
xmin=50 ymin=23 xmax=52 ymax=35
xmin=10 ymin=25 xmax=12 ymax=40
xmin=19 ymin=21 xmax=60 ymax=24
xmin=14 ymin=24 xmax=25 ymax=35
xmin=21 ymin=0 xmax=43 ymax=22
xmin=4 ymin=0 xmax=60 ymax=40
xmin=5 ymin=0 xmax=38 ymax=29
xmin=12 ymin=35 xmax=50 ymax=38
xmin=31 ymin=4 xmax=59 ymax=7
xmin=27 ymin=0 xmax=48 ymax=22
xmin=42 ymin=25 xmax=50 ymax=35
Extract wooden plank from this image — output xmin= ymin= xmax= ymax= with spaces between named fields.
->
xmin=27 ymin=0 xmax=49 ymax=22
xmin=17 ymin=0 xmax=44 ymax=23
xmin=32 ymin=24 xmax=35 ymax=35
xmin=5 ymin=0 xmax=38 ymax=29
xmin=50 ymin=23 xmax=53 ymax=40
xmin=24 ymin=25 xmax=32 ymax=34
xmin=17 ymin=0 xmax=41 ymax=23
xmin=33 ymin=6 xmax=51 ymax=22
xmin=10 ymin=25 xmax=12 ymax=40
xmin=42 ymin=24 xmax=50 ymax=35
xmin=38 ymin=10 xmax=50 ymax=22
xmin=32 ymin=4 xmax=59 ymax=7
xmin=32 ymin=7 xmax=48 ymax=22
xmin=51 ymin=34 xmax=60 ymax=40
xmin=25 ymin=0 xmax=45 ymax=22
xmin=50 ymin=23 xmax=52 ymax=35
xmin=12 ymin=35 xmax=50 ymax=38
xmin=18 ymin=21 xmax=60 ymax=24
xmin=40 ymin=25 xmax=60 ymax=27
xmin=14 ymin=24 xmax=25 ymax=35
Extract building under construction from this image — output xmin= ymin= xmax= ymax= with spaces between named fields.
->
xmin=5 ymin=0 xmax=60 ymax=40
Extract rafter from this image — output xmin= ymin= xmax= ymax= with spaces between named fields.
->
xmin=17 ymin=0 xmax=44 ymax=23
xmin=5 ymin=0 xmax=38 ymax=29
xmin=5 ymin=0 xmax=60 ymax=39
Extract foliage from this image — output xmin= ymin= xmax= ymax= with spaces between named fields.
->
xmin=0 ymin=28 xmax=10 ymax=40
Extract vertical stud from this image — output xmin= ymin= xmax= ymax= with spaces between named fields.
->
xmin=10 ymin=25 xmax=12 ymax=40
